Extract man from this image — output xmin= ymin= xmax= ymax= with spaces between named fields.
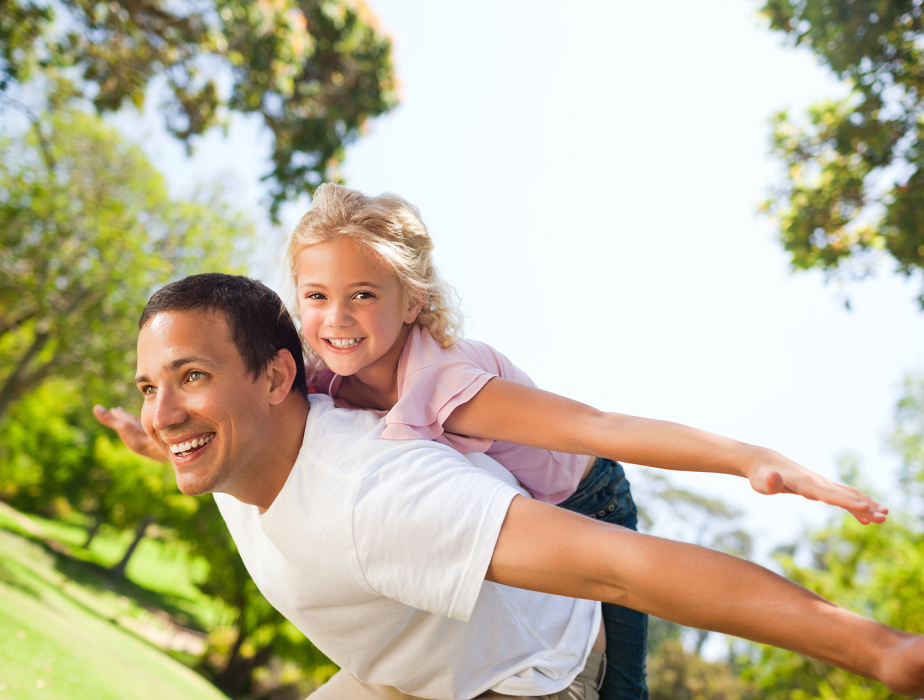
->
xmin=115 ymin=273 xmax=924 ymax=700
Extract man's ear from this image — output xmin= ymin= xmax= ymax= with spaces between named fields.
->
xmin=267 ymin=349 xmax=297 ymax=405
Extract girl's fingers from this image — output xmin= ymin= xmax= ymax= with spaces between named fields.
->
xmin=752 ymin=464 xmax=888 ymax=523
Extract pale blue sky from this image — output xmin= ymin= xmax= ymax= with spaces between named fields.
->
xmin=120 ymin=0 xmax=924 ymax=556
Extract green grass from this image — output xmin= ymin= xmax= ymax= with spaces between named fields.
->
xmin=0 ymin=508 xmax=222 ymax=630
xmin=0 ymin=505 xmax=233 ymax=700
xmin=0 ymin=526 xmax=231 ymax=700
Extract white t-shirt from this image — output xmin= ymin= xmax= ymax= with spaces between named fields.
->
xmin=214 ymin=395 xmax=600 ymax=700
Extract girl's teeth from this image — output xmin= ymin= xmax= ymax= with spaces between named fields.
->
xmin=328 ymin=338 xmax=361 ymax=348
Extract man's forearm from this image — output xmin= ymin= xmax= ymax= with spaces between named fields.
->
xmin=486 ymin=496 xmax=920 ymax=693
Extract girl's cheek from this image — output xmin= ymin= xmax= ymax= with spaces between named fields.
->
xmin=300 ymin=308 xmax=319 ymax=332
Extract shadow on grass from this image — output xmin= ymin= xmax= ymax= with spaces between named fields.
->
xmin=0 ymin=524 xmax=209 ymax=632
xmin=0 ymin=555 xmax=42 ymax=600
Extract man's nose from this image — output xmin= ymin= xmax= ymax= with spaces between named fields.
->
xmin=151 ymin=387 xmax=189 ymax=432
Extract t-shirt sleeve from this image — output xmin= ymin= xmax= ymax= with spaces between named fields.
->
xmin=382 ymin=328 xmax=498 ymax=451
xmin=351 ymin=441 xmax=521 ymax=622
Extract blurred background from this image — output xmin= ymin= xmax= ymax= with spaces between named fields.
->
xmin=1 ymin=1 xmax=923 ymax=698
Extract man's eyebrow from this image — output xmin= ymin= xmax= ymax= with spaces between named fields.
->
xmin=134 ymin=356 xmax=218 ymax=385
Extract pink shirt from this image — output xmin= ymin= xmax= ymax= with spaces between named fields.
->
xmin=313 ymin=326 xmax=587 ymax=504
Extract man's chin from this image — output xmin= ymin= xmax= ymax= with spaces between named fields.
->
xmin=172 ymin=464 xmax=218 ymax=496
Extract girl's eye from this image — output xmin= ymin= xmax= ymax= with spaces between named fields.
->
xmin=355 ymin=292 xmax=375 ymax=300
xmin=188 ymin=371 xmax=205 ymax=382
xmin=305 ymin=292 xmax=326 ymax=301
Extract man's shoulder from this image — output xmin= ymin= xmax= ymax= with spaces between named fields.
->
xmin=302 ymin=394 xmax=461 ymax=477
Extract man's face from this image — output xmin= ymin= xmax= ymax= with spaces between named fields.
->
xmin=135 ymin=310 xmax=270 ymax=496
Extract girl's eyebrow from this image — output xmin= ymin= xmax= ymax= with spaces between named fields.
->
xmin=299 ymin=280 xmax=383 ymax=289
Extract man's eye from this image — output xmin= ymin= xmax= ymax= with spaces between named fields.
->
xmin=188 ymin=371 xmax=205 ymax=382
xmin=141 ymin=385 xmax=156 ymax=396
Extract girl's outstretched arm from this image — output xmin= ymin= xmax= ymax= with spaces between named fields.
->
xmin=486 ymin=495 xmax=924 ymax=697
xmin=444 ymin=378 xmax=887 ymax=524
xmin=93 ymin=405 xmax=168 ymax=462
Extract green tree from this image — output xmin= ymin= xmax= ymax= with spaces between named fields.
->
xmin=649 ymin=640 xmax=759 ymax=700
xmin=0 ymin=0 xmax=398 ymax=219
xmin=0 ymin=106 xmax=251 ymax=421
xmin=760 ymin=0 xmax=924 ymax=305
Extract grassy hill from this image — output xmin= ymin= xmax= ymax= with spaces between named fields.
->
xmin=0 ymin=506 xmax=230 ymax=700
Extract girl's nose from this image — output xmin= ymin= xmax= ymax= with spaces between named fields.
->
xmin=325 ymin=303 xmax=354 ymax=328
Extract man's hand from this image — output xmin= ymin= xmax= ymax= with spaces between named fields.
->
xmin=746 ymin=449 xmax=887 ymax=525
xmin=93 ymin=405 xmax=168 ymax=462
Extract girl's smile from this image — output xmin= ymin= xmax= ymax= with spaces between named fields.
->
xmin=325 ymin=337 xmax=365 ymax=349
xmin=297 ymin=237 xmax=421 ymax=402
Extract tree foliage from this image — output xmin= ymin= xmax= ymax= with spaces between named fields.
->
xmin=760 ymin=0 xmax=924 ymax=305
xmin=0 ymin=0 xmax=398 ymax=219
xmin=0 ymin=106 xmax=251 ymax=421
xmin=649 ymin=640 xmax=759 ymax=700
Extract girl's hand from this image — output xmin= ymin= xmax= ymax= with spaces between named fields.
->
xmin=746 ymin=449 xmax=887 ymax=525
xmin=93 ymin=405 xmax=168 ymax=462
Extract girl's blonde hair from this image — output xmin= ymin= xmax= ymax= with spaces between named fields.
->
xmin=285 ymin=183 xmax=464 ymax=374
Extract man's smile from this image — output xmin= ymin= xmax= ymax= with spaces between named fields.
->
xmin=168 ymin=433 xmax=215 ymax=457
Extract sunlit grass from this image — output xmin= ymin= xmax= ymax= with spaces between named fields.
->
xmin=0 ymin=507 xmax=222 ymax=630
xmin=0 ymin=525 xmax=229 ymax=700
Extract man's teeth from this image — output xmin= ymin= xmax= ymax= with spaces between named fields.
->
xmin=327 ymin=338 xmax=362 ymax=348
xmin=170 ymin=434 xmax=214 ymax=454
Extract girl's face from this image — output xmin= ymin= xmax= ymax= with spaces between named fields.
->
xmin=296 ymin=237 xmax=420 ymax=380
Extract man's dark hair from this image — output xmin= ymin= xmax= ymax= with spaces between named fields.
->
xmin=140 ymin=273 xmax=308 ymax=397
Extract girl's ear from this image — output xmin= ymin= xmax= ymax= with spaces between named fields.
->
xmin=404 ymin=297 xmax=424 ymax=325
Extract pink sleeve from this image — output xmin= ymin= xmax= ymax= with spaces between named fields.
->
xmin=382 ymin=328 xmax=499 ymax=453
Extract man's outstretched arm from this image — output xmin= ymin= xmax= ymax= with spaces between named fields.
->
xmin=485 ymin=495 xmax=924 ymax=698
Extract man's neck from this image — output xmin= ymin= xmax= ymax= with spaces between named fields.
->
xmin=236 ymin=393 xmax=310 ymax=513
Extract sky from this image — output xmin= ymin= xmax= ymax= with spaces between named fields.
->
xmin=121 ymin=0 xmax=924 ymax=560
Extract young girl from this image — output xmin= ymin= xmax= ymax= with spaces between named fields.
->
xmin=96 ymin=184 xmax=887 ymax=700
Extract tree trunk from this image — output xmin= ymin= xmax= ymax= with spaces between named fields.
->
xmin=111 ymin=514 xmax=154 ymax=578
xmin=693 ymin=628 xmax=710 ymax=655
xmin=0 ymin=330 xmax=51 ymax=420
xmin=83 ymin=517 xmax=102 ymax=548
xmin=213 ymin=641 xmax=274 ymax=697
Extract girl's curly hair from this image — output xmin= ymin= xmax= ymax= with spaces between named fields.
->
xmin=284 ymin=183 xmax=464 ymax=376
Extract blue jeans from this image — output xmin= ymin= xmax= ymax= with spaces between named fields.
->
xmin=557 ymin=458 xmax=649 ymax=700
